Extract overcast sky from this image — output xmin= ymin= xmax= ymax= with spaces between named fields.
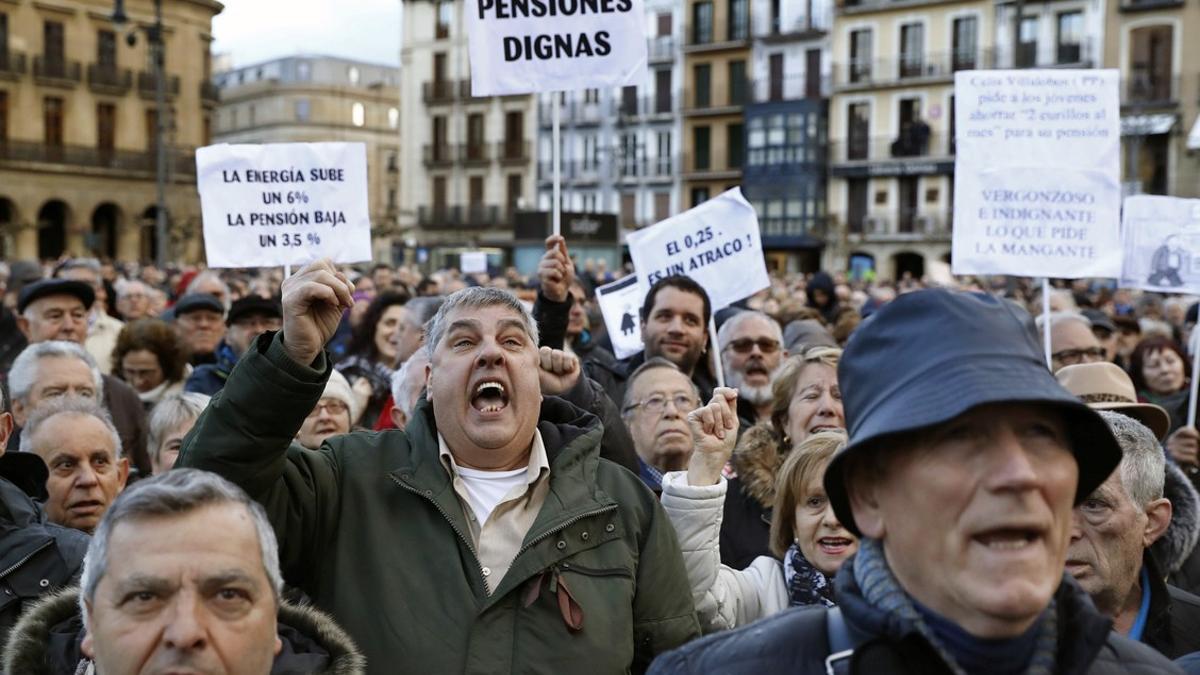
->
xmin=212 ymin=0 xmax=401 ymax=68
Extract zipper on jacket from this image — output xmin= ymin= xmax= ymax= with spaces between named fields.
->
xmin=516 ymin=504 xmax=619 ymax=559
xmin=389 ymin=475 xmax=489 ymax=586
xmin=0 ymin=539 xmax=53 ymax=579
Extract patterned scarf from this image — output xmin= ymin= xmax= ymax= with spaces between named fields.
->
xmin=783 ymin=542 xmax=837 ymax=608
xmin=852 ymin=538 xmax=1059 ymax=675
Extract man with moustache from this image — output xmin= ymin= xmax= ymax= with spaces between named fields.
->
xmin=717 ymin=310 xmax=787 ymax=428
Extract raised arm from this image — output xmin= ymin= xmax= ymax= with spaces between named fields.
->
xmin=176 ymin=260 xmax=356 ymax=585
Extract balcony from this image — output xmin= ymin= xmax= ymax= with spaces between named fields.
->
xmin=200 ymin=81 xmax=220 ymax=104
xmin=751 ymin=74 xmax=832 ymax=102
xmin=683 ymin=88 xmax=749 ymax=116
xmin=829 ymin=133 xmax=955 ymax=176
xmin=615 ymin=156 xmax=676 ymax=182
xmin=1121 ymin=74 xmax=1179 ymax=108
xmin=33 ymin=56 xmax=81 ymax=87
xmin=758 ymin=8 xmax=833 ymax=41
xmin=833 ymin=49 xmax=997 ymax=91
xmin=648 ymin=36 xmax=675 ymax=63
xmin=458 ymin=143 xmax=491 ymax=165
xmin=998 ymin=37 xmax=1096 ymax=69
xmin=681 ymin=152 xmax=742 ymax=180
xmin=0 ymin=139 xmax=195 ymax=176
xmin=616 ymin=94 xmax=678 ymax=120
xmin=422 ymin=79 xmax=457 ymax=105
xmin=423 ymin=143 xmax=454 ymax=167
xmin=1120 ymin=0 xmax=1184 ymax=11
xmin=0 ymin=52 xmax=27 ymax=81
xmin=418 ymin=205 xmax=510 ymax=229
xmin=496 ymin=140 xmax=530 ymax=164
xmin=536 ymin=160 xmax=612 ymax=183
xmin=839 ymin=0 xmax=970 ymax=15
xmin=846 ymin=210 xmax=952 ymax=241
xmin=87 ymin=64 xmax=132 ymax=95
xmin=137 ymin=71 xmax=181 ymax=100
xmin=683 ymin=20 xmax=752 ymax=53
xmin=538 ymin=99 xmax=606 ymax=126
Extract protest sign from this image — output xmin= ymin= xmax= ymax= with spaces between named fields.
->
xmin=626 ymin=187 xmax=771 ymax=312
xmin=197 ymin=143 xmax=372 ymax=268
xmin=596 ymin=275 xmax=645 ymax=359
xmin=952 ymin=70 xmax=1122 ymax=278
xmin=465 ymin=0 xmax=648 ymax=96
xmin=1120 ymin=195 xmax=1200 ymax=294
xmin=461 ymin=251 xmax=489 ymax=274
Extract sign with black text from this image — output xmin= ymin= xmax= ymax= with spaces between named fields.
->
xmin=466 ymin=0 xmax=647 ymax=96
xmin=197 ymin=143 xmax=372 ymax=268
xmin=626 ymin=188 xmax=770 ymax=311
xmin=952 ymin=70 xmax=1122 ymax=278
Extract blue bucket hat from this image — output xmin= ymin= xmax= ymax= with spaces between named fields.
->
xmin=823 ymin=289 xmax=1122 ymax=537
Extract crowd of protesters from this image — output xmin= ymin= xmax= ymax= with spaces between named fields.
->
xmin=4 ymin=241 xmax=1200 ymax=674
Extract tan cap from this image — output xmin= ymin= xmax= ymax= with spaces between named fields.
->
xmin=1055 ymin=362 xmax=1171 ymax=441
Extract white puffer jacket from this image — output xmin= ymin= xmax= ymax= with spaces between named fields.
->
xmin=660 ymin=470 xmax=789 ymax=633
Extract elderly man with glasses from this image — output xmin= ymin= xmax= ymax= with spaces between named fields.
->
xmin=621 ymin=358 xmax=702 ymax=492
xmin=1038 ymin=311 xmax=1108 ymax=373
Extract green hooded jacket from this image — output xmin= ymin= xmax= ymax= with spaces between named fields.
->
xmin=177 ymin=332 xmax=699 ymax=674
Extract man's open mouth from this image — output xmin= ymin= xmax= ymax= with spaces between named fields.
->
xmin=471 ymin=380 xmax=509 ymax=413
xmin=973 ymin=528 xmax=1041 ymax=551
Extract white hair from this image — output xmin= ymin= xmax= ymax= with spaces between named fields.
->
xmin=20 ymin=395 xmax=122 ymax=460
xmin=391 ymin=350 xmax=430 ymax=420
xmin=1035 ymin=311 xmax=1092 ymax=333
xmin=147 ymin=393 xmax=211 ymax=464
xmin=8 ymin=341 xmax=104 ymax=405
xmin=79 ymin=469 xmax=283 ymax=626
xmin=1097 ymin=410 xmax=1165 ymax=507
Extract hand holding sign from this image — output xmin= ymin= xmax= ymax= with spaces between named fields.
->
xmin=280 ymin=259 xmax=355 ymax=366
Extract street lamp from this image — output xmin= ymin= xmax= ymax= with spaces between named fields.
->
xmin=111 ymin=0 xmax=170 ymax=270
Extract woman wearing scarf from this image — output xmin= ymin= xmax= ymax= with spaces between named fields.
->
xmin=661 ymin=409 xmax=857 ymax=633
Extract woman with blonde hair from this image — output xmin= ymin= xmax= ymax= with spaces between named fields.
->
xmin=661 ymin=428 xmax=858 ymax=633
xmin=720 ymin=346 xmax=845 ymax=569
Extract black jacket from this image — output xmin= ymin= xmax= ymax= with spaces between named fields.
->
xmin=2 ymin=586 xmax=366 ymax=674
xmin=649 ymin=563 xmax=1181 ymax=674
xmin=720 ymin=423 xmax=782 ymax=569
xmin=0 ymin=453 xmax=89 ymax=650
xmin=1157 ymin=461 xmax=1200 ymax=595
xmin=1144 ymin=551 xmax=1200 ymax=659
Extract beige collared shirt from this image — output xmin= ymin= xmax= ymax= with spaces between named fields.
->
xmin=438 ymin=431 xmax=551 ymax=594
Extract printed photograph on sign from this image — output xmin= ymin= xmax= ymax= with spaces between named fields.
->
xmin=597 ymin=275 xmax=646 ymax=360
xmin=1120 ymin=195 xmax=1200 ymax=294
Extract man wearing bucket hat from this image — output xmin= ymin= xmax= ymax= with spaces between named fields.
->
xmin=649 ymin=289 xmax=1178 ymax=674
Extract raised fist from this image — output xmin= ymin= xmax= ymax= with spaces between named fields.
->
xmin=538 ymin=235 xmax=574 ymax=303
xmin=686 ymin=387 xmax=739 ymax=486
xmin=280 ymin=259 xmax=355 ymax=366
xmin=538 ymin=346 xmax=581 ymax=396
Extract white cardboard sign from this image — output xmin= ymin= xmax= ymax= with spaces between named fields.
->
xmin=626 ymin=188 xmax=770 ymax=312
xmin=596 ymin=274 xmax=645 ymax=360
xmin=197 ymin=143 xmax=372 ymax=268
xmin=952 ymin=70 xmax=1122 ymax=278
xmin=1120 ymin=195 xmax=1200 ymax=294
xmin=461 ymin=251 xmax=489 ymax=274
xmin=465 ymin=0 xmax=648 ymax=97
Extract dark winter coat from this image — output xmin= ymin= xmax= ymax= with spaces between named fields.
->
xmin=176 ymin=332 xmax=699 ymax=674
xmin=531 ymin=291 xmax=641 ymax=474
xmin=1 ymin=586 xmax=366 ymax=674
xmin=1144 ymin=551 xmax=1200 ymax=659
xmin=185 ymin=340 xmax=239 ymax=397
xmin=1155 ymin=461 xmax=1200 ymax=595
xmin=648 ymin=564 xmax=1181 ymax=674
xmin=100 ymin=374 xmax=150 ymax=477
xmin=720 ymin=423 xmax=783 ymax=570
xmin=804 ymin=272 xmax=840 ymax=325
xmin=0 ymin=453 xmax=89 ymax=651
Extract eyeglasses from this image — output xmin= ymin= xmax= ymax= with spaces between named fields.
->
xmin=624 ymin=393 xmax=698 ymax=416
xmin=1052 ymin=347 xmax=1107 ymax=366
xmin=724 ymin=338 xmax=781 ymax=355
xmin=308 ymin=400 xmax=350 ymax=417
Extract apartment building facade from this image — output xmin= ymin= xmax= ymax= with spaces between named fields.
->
xmin=744 ymin=0 xmax=833 ymax=273
xmin=826 ymin=0 xmax=996 ymax=281
xmin=0 ymin=0 xmax=221 ymax=262
xmin=1101 ymin=0 xmax=1200 ymax=197
xmin=213 ymin=55 xmax=403 ymax=263
xmin=681 ymin=0 xmax=752 ymax=208
xmin=398 ymin=0 xmax=536 ymax=269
